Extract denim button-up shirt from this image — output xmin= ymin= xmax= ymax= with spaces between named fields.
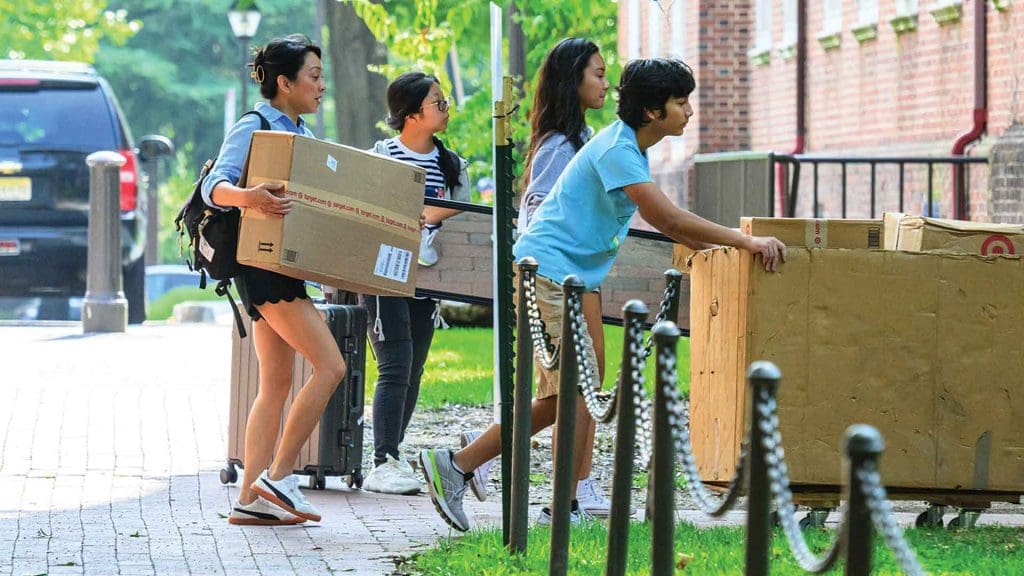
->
xmin=201 ymin=101 xmax=314 ymax=209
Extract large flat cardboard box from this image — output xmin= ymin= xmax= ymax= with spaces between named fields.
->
xmin=740 ymin=217 xmax=883 ymax=249
xmin=237 ymin=131 xmax=425 ymax=296
xmin=884 ymin=212 xmax=1024 ymax=256
xmin=672 ymin=218 xmax=883 ymax=272
xmin=688 ymin=247 xmax=1024 ymax=492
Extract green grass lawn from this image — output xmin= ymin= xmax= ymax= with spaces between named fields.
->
xmin=366 ymin=325 xmax=691 ymax=408
xmin=404 ymin=521 xmax=1024 ymax=575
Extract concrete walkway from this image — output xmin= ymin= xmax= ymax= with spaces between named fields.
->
xmin=0 ymin=323 xmax=501 ymax=576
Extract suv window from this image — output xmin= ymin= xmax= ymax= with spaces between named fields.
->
xmin=0 ymin=85 xmax=118 ymax=150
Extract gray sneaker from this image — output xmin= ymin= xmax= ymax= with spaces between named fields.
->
xmin=459 ymin=430 xmax=494 ymax=502
xmin=536 ymin=501 xmax=595 ymax=526
xmin=419 ymin=448 xmax=471 ymax=532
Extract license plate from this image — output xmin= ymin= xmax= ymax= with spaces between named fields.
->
xmin=0 ymin=239 xmax=20 ymax=256
xmin=0 ymin=177 xmax=31 ymax=201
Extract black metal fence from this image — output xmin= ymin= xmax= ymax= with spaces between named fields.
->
xmin=773 ymin=154 xmax=989 ymax=220
xmin=510 ymin=261 xmax=928 ymax=576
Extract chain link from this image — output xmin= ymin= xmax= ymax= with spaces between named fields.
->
xmin=857 ymin=462 xmax=928 ymax=576
xmin=521 ymin=270 xmax=559 ymax=370
xmin=755 ymin=386 xmax=843 ymax=573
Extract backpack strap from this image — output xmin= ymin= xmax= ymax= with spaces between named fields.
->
xmin=215 ymin=279 xmax=247 ymax=339
xmin=241 ymin=110 xmax=272 ymax=131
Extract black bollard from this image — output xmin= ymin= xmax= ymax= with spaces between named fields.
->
xmin=651 ymin=321 xmax=682 ymax=576
xmin=509 ymin=257 xmax=538 ymax=554
xmin=548 ymin=275 xmax=584 ymax=576
xmin=744 ymin=361 xmax=781 ymax=576
xmin=844 ymin=425 xmax=884 ymax=576
xmin=605 ymin=300 xmax=649 ymax=576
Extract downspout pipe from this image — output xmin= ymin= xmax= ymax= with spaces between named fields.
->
xmin=777 ymin=0 xmax=806 ymax=216
xmin=951 ymin=0 xmax=987 ymax=220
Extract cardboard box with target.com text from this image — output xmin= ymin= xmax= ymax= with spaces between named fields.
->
xmin=236 ymin=131 xmax=426 ymax=297
xmin=884 ymin=213 xmax=1024 ymax=257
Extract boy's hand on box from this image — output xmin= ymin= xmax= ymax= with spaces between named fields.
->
xmin=747 ymin=236 xmax=787 ymax=272
xmin=248 ymin=182 xmax=292 ymax=216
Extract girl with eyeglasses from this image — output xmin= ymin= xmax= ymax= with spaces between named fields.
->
xmin=358 ymin=71 xmax=469 ymax=495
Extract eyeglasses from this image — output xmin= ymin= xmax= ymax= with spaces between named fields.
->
xmin=421 ymin=97 xmax=450 ymax=113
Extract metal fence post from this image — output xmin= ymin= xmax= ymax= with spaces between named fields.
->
xmin=82 ymin=151 xmax=128 ymax=333
xmin=745 ymin=361 xmax=780 ymax=576
xmin=605 ymin=300 xmax=649 ymax=576
xmin=509 ymin=257 xmax=537 ymax=554
xmin=844 ymin=424 xmax=884 ymax=576
xmin=548 ymin=274 xmax=584 ymax=576
xmin=651 ymin=321 xmax=681 ymax=576
xmin=646 ymin=269 xmax=683 ymax=525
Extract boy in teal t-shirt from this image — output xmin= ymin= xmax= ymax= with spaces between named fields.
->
xmin=419 ymin=58 xmax=786 ymax=532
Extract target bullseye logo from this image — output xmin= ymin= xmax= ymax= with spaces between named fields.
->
xmin=981 ymin=234 xmax=1016 ymax=256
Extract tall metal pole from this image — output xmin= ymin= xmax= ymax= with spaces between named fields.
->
xmin=240 ymin=37 xmax=250 ymax=113
xmin=494 ymin=75 xmax=517 ymax=545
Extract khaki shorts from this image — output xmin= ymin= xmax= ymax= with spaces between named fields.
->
xmin=516 ymin=270 xmax=599 ymax=400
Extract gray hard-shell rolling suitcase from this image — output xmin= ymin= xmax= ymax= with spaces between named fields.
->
xmin=220 ymin=303 xmax=367 ymax=490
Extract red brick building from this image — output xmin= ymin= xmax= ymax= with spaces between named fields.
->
xmin=619 ymin=0 xmax=1024 ymax=223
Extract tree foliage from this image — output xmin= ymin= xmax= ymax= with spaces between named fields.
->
xmin=1 ymin=0 xmax=140 ymax=61
xmin=342 ymin=0 xmax=620 ymax=197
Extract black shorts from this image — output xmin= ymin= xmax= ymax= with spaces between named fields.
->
xmin=234 ymin=264 xmax=308 ymax=321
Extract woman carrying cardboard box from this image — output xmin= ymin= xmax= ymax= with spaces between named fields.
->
xmin=358 ymin=72 xmax=470 ymax=495
xmin=201 ymin=34 xmax=341 ymax=525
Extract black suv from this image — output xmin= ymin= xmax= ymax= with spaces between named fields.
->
xmin=0 ymin=60 xmax=161 ymax=323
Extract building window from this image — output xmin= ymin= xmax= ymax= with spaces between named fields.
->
xmin=669 ymin=0 xmax=685 ymax=58
xmin=648 ymin=0 xmax=664 ymax=57
xmin=778 ymin=0 xmax=797 ymax=59
xmin=895 ymin=0 xmax=919 ymax=15
xmin=858 ymin=0 xmax=878 ymax=24
xmin=749 ymin=0 xmax=772 ymax=64
xmin=628 ymin=0 xmax=642 ymax=59
xmin=823 ymin=0 xmax=842 ymax=34
xmin=890 ymin=0 xmax=919 ymax=34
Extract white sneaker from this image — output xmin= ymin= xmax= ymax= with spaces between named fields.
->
xmin=228 ymin=496 xmax=305 ymax=526
xmin=536 ymin=502 xmax=595 ymax=526
xmin=251 ymin=470 xmax=321 ymax=522
xmin=418 ymin=225 xmax=440 ymax=267
xmin=575 ymin=477 xmax=614 ymax=517
xmin=364 ymin=454 xmax=422 ymax=495
xmin=460 ymin=430 xmax=494 ymax=502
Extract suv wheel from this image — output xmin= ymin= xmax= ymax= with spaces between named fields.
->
xmin=124 ymin=257 xmax=146 ymax=324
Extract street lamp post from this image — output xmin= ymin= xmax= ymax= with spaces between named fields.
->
xmin=228 ymin=1 xmax=262 ymax=112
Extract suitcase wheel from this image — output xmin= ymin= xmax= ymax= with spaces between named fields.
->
xmin=347 ymin=470 xmax=363 ymax=490
xmin=308 ymin=472 xmax=327 ymax=491
xmin=219 ymin=463 xmax=239 ymax=485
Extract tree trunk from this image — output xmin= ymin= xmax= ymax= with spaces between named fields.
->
xmin=324 ymin=0 xmax=388 ymax=148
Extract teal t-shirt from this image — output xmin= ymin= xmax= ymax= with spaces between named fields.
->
xmin=513 ymin=120 xmax=652 ymax=291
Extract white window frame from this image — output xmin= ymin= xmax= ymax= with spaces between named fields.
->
xmin=895 ymin=0 xmax=920 ymax=15
xmin=628 ymin=0 xmax=642 ymax=59
xmin=669 ymin=0 xmax=686 ymax=58
xmin=648 ymin=0 xmax=664 ymax=57
xmin=782 ymin=0 xmax=798 ymax=46
xmin=822 ymin=0 xmax=843 ymax=34
xmin=858 ymin=0 xmax=879 ymax=24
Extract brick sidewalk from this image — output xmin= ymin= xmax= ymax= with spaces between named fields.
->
xmin=0 ymin=324 xmax=502 ymax=576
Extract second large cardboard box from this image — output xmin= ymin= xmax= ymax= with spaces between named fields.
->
xmin=237 ymin=131 xmax=426 ymax=296
xmin=688 ymin=247 xmax=1024 ymax=492
xmin=672 ymin=217 xmax=883 ymax=271
xmin=884 ymin=213 xmax=1024 ymax=256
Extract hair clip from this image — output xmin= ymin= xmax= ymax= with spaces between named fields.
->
xmin=250 ymin=65 xmax=265 ymax=84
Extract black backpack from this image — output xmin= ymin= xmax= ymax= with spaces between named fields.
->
xmin=174 ymin=110 xmax=270 ymax=337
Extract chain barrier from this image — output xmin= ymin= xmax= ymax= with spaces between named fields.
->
xmin=659 ymin=347 xmax=747 ymax=516
xmin=521 ymin=270 xmax=559 ymax=369
xmin=754 ymin=384 xmax=844 ymax=572
xmin=858 ymin=462 xmax=928 ymax=576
